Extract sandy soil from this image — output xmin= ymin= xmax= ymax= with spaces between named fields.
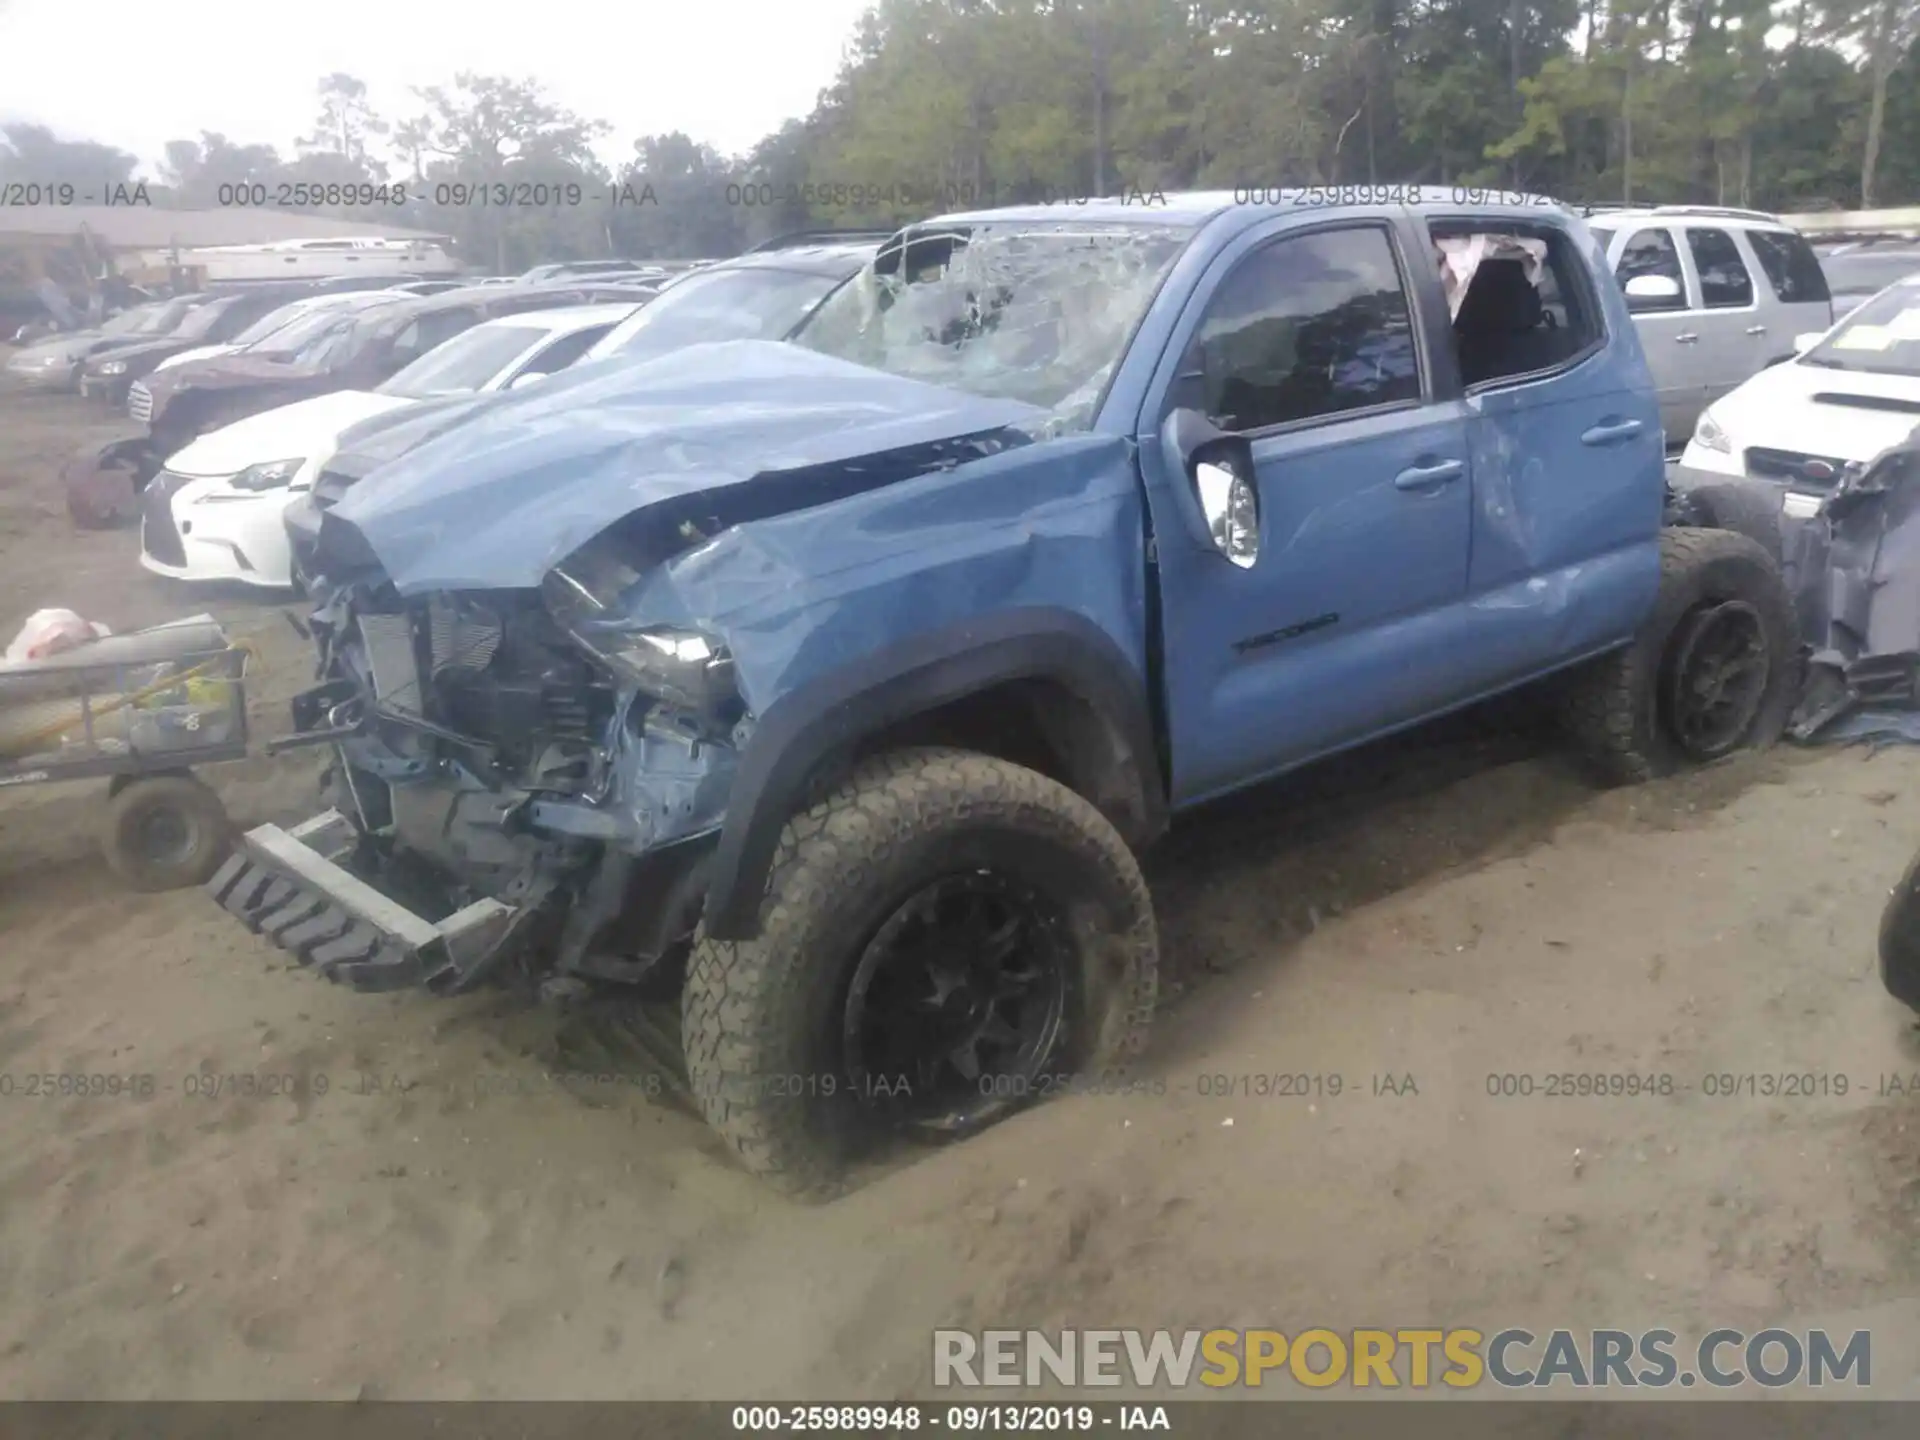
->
xmin=3 ymin=379 xmax=1920 ymax=1401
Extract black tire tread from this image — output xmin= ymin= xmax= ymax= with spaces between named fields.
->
xmin=1559 ymin=526 xmax=1797 ymax=785
xmin=682 ymin=746 xmax=1158 ymax=1201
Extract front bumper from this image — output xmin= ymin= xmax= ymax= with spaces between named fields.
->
xmin=5 ymin=360 xmax=78 ymax=390
xmin=79 ymin=371 xmax=134 ymax=404
xmin=138 ymin=474 xmax=299 ymax=588
xmin=207 ymin=809 xmax=519 ymax=993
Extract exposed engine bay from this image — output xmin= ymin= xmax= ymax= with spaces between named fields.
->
xmin=283 ymin=512 xmax=756 ymax=995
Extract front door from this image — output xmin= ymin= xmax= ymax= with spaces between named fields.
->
xmin=1137 ymin=217 xmax=1475 ymax=805
xmin=1613 ymin=225 xmax=1701 ymax=441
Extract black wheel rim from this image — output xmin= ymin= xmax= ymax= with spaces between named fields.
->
xmin=135 ymin=800 xmax=200 ymax=869
xmin=843 ymin=870 xmax=1071 ymax=1133
xmin=1662 ymin=599 xmax=1770 ymax=759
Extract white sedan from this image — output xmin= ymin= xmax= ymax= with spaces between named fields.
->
xmin=139 ymin=302 xmax=639 ymax=589
xmin=1680 ymin=273 xmax=1920 ymax=516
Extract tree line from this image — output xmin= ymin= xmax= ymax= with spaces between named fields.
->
xmin=4 ymin=0 xmax=1920 ymax=273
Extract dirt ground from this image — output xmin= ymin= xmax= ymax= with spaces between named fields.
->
xmin=4 ymin=379 xmax=1920 ymax=1403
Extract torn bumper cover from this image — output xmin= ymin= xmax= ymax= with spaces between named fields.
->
xmin=1782 ymin=421 xmax=1920 ymax=744
xmin=207 ymin=810 xmax=521 ymax=993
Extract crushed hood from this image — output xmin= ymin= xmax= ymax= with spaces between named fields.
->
xmin=330 ymin=339 xmax=1046 ymax=594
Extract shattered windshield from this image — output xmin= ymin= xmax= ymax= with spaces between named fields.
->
xmin=1804 ymin=281 xmax=1920 ymax=375
xmin=793 ymin=222 xmax=1190 ymax=427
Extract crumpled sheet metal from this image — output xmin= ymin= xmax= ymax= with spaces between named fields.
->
xmin=330 ymin=339 xmax=1046 ymax=595
xmin=1785 ymin=422 xmax=1920 ymax=744
xmin=615 ymin=430 xmax=1151 ymax=717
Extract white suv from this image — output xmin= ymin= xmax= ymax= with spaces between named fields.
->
xmin=1583 ymin=206 xmax=1835 ymax=446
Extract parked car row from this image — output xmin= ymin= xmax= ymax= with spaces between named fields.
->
xmin=121 ymin=235 xmax=880 ymax=588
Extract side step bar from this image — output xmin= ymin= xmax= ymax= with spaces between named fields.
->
xmin=206 ymin=810 xmax=518 ymax=994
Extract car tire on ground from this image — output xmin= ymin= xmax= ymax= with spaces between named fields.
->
xmin=1678 ymin=479 xmax=1786 ymax=562
xmin=1559 ymin=526 xmax=1798 ymax=784
xmin=98 ymin=772 xmax=234 ymax=891
xmin=1878 ymin=843 xmax=1920 ymax=1014
xmin=682 ymin=746 xmax=1159 ymax=1200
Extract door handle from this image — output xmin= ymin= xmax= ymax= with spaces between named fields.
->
xmin=1745 ymin=325 xmax=1767 ymax=336
xmin=1675 ymin=333 xmax=1700 ymax=344
xmin=1581 ymin=419 xmax=1645 ymax=446
xmin=1393 ymin=458 xmax=1465 ymax=490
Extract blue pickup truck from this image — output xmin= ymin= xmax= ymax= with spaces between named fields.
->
xmin=206 ymin=189 xmax=1798 ymax=1195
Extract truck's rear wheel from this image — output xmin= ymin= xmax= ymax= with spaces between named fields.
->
xmin=683 ymin=746 xmax=1159 ymax=1199
xmin=1560 ymin=527 xmax=1798 ymax=784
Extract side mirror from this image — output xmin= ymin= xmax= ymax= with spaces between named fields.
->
xmin=509 ymin=372 xmax=546 ymax=390
xmin=1793 ymin=332 xmax=1826 ymax=354
xmin=1623 ymin=274 xmax=1684 ymax=311
xmin=1161 ymin=408 xmax=1260 ymax=569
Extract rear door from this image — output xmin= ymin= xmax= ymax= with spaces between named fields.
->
xmin=1745 ymin=227 xmax=1836 ymax=355
xmin=1611 ymin=225 xmax=1698 ymax=438
xmin=1681 ymin=225 xmax=1767 ymax=406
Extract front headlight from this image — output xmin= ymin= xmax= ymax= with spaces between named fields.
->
xmin=585 ymin=625 xmax=739 ymax=719
xmin=230 ymin=458 xmax=306 ymax=492
xmin=96 ymin=360 xmax=127 ymax=376
xmin=1693 ymin=408 xmax=1731 ymax=454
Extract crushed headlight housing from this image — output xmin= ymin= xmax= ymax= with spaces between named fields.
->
xmin=581 ymin=625 xmax=738 ymax=718
xmin=229 ymin=458 xmax=306 ymax=492
xmin=542 ymin=554 xmax=742 ymax=727
xmin=1692 ymin=408 xmax=1731 ymax=454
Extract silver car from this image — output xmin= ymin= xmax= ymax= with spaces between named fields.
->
xmin=1585 ymin=206 xmax=1834 ymax=447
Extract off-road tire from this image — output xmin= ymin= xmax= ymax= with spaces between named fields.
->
xmin=98 ymin=772 xmax=233 ymax=891
xmin=1559 ymin=526 xmax=1798 ymax=784
xmin=1680 ymin=479 xmax=1786 ymax=562
xmin=683 ymin=746 xmax=1159 ymax=1200
xmin=1878 ymin=844 xmax=1920 ymax=1014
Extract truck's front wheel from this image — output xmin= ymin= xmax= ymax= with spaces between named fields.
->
xmin=683 ymin=747 xmax=1159 ymax=1199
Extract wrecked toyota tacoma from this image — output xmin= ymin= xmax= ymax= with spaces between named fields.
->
xmin=205 ymin=191 xmax=1800 ymax=1195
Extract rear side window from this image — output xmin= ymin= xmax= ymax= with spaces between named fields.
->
xmin=1747 ymin=229 xmax=1832 ymax=304
xmin=1436 ymin=227 xmax=1604 ymax=388
xmin=1181 ymin=226 xmax=1421 ymax=431
xmin=1616 ymin=229 xmax=1686 ymax=310
xmin=1686 ymin=228 xmax=1753 ymax=308
xmin=519 ymin=325 xmax=611 ymax=376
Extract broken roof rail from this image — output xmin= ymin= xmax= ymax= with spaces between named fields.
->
xmin=1650 ymin=204 xmax=1782 ymax=222
xmin=743 ymin=228 xmax=900 ymax=254
xmin=1783 ymin=206 xmax=1920 ymax=237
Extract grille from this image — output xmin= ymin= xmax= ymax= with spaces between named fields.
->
xmin=140 ymin=472 xmax=187 ymax=566
xmin=1744 ymin=446 xmax=1857 ymax=489
xmin=357 ymin=613 xmax=423 ymax=716
xmin=128 ymin=382 xmax=153 ymax=424
xmin=428 ymin=596 xmax=503 ymax=678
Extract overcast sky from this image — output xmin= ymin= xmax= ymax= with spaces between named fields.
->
xmin=0 ymin=0 xmax=876 ymax=173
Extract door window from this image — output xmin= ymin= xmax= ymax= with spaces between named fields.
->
xmin=1686 ymin=228 xmax=1754 ymax=309
xmin=1617 ymin=229 xmax=1686 ymax=311
xmin=1745 ymin=229 xmax=1832 ymax=305
xmin=1181 ymin=226 xmax=1421 ymax=432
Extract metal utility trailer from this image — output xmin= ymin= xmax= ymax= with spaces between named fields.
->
xmin=0 ymin=617 xmax=250 ymax=890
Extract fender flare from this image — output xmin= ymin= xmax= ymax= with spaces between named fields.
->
xmin=700 ymin=606 xmax=1167 ymax=940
